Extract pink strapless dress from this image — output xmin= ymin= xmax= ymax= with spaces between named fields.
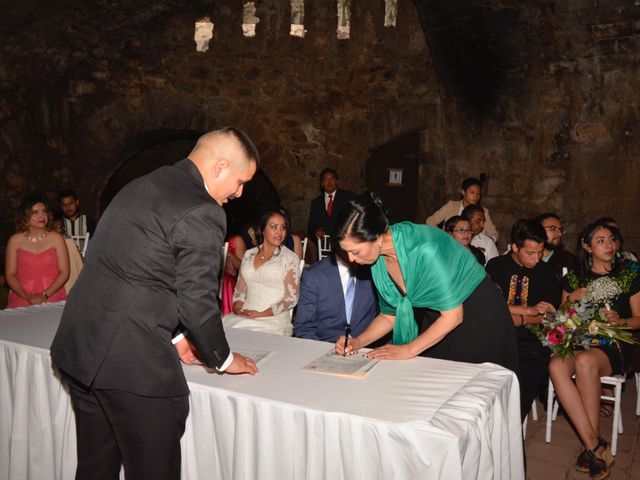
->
xmin=221 ymin=236 xmax=238 ymax=316
xmin=7 ymin=247 xmax=68 ymax=308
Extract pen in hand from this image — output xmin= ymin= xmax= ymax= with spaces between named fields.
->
xmin=343 ymin=325 xmax=351 ymax=356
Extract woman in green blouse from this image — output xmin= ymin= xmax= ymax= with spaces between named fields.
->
xmin=333 ymin=193 xmax=518 ymax=372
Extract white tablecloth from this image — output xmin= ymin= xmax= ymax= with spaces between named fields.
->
xmin=0 ymin=303 xmax=524 ymax=480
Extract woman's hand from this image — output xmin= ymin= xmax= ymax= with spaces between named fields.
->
xmin=335 ymin=336 xmax=362 ymax=356
xmin=237 ymin=309 xmax=269 ymax=318
xmin=568 ymin=288 xmax=587 ymax=303
xmin=365 ymin=343 xmax=418 ymax=360
xmin=29 ymin=294 xmax=46 ymax=305
xmin=529 ymin=301 xmax=555 ymax=316
xmin=604 ymin=308 xmax=624 ymax=326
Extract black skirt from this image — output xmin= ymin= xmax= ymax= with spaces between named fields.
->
xmin=414 ymin=276 xmax=519 ymax=374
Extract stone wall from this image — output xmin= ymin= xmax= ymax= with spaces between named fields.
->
xmin=1 ymin=0 xmax=639 ymax=255
xmin=0 ymin=0 xmax=440 ymax=248
xmin=416 ymin=0 xmax=640 ymax=252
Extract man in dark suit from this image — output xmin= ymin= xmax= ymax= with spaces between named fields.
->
xmin=50 ymin=127 xmax=259 ymax=480
xmin=307 ymin=167 xmax=353 ymax=240
xmin=294 ymin=251 xmax=378 ymax=342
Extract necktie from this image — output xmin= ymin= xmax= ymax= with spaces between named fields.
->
xmin=327 ymin=194 xmax=334 ymax=216
xmin=344 ymin=276 xmax=356 ymax=325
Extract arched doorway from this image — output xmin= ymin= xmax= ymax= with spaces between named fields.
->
xmin=99 ymin=130 xmax=280 ymax=234
xmin=365 ymin=132 xmax=420 ymax=223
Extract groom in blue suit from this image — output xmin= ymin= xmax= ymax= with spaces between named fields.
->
xmin=294 ymin=252 xmax=379 ymax=342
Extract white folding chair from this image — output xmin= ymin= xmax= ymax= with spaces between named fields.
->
xmin=317 ymin=235 xmax=332 ymax=260
xmin=218 ymin=242 xmax=229 ymax=300
xmin=71 ymin=232 xmax=90 ymax=257
xmin=522 ymin=400 xmax=539 ymax=439
xmin=301 ymin=237 xmax=308 ymax=261
xmin=546 ymin=375 xmax=625 ymax=455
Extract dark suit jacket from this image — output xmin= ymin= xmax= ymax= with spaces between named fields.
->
xmin=50 ymin=159 xmax=230 ymax=397
xmin=293 ymin=256 xmax=378 ymax=342
xmin=307 ymin=189 xmax=354 ymax=239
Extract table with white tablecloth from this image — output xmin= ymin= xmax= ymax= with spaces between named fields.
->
xmin=0 ymin=302 xmax=524 ymax=480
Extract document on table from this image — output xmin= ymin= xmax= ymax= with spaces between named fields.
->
xmin=235 ymin=349 xmax=275 ymax=366
xmin=303 ymin=349 xmax=379 ymax=378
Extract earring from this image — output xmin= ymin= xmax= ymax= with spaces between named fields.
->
xmin=587 ymin=253 xmax=592 ymax=268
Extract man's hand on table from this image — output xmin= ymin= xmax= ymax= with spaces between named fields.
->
xmin=226 ymin=352 xmax=258 ymax=375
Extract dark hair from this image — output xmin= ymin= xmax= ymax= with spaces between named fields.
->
xmin=575 ymin=219 xmax=623 ymax=279
xmin=255 ymin=209 xmax=288 ymax=244
xmin=332 ymin=192 xmax=389 ymax=243
xmin=57 ymin=189 xmax=78 ymax=202
xmin=534 ymin=212 xmax=560 ymax=224
xmin=460 ymin=204 xmax=484 ymax=221
xmin=16 ymin=196 xmax=51 ymax=233
xmin=510 ymin=219 xmax=547 ymax=248
xmin=320 ymin=167 xmax=338 ymax=181
xmin=461 ymin=177 xmax=481 ymax=191
xmin=220 ymin=126 xmax=260 ymax=166
xmin=444 ymin=215 xmax=467 ymax=233
xmin=594 ymin=216 xmax=617 ymax=226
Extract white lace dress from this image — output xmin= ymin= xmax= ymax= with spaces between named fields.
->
xmin=222 ymin=245 xmax=300 ymax=336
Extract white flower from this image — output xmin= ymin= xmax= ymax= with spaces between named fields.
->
xmin=584 ymin=277 xmax=621 ymax=306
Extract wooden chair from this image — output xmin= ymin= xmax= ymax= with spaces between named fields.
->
xmin=545 ymin=376 xmax=625 ymax=455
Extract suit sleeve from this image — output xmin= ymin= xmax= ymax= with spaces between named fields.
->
xmin=293 ymin=268 xmax=321 ymax=340
xmin=171 ymin=203 xmax=230 ymax=369
xmin=425 ymin=202 xmax=449 ymax=226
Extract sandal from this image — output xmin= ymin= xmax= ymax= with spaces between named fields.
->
xmin=575 ymin=449 xmax=590 ymax=472
xmin=587 ymin=437 xmax=614 ymax=480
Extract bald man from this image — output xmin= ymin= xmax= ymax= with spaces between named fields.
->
xmin=51 ymin=127 xmax=259 ymax=480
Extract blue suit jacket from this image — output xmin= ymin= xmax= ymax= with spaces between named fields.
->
xmin=294 ymin=256 xmax=378 ymax=342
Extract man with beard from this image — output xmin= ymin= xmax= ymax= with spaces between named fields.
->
xmin=534 ymin=213 xmax=576 ymax=281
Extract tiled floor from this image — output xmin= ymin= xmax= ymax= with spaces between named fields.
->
xmin=524 ymin=376 xmax=640 ymax=479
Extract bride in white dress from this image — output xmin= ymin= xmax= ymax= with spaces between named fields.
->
xmin=222 ymin=210 xmax=301 ymax=336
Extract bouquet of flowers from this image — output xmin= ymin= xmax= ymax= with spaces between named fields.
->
xmin=529 ymin=277 xmax=637 ymax=358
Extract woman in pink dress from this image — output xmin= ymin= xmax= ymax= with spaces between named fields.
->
xmin=220 ymin=233 xmax=246 ymax=315
xmin=5 ymin=196 xmax=70 ymax=308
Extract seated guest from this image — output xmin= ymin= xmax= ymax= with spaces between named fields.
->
xmin=444 ymin=216 xmax=485 ymax=265
xmin=5 ymin=196 xmax=70 ymax=308
xmin=57 ymin=189 xmax=96 ymax=237
xmin=549 ymin=220 xmax=640 ymax=478
xmin=220 ymin=227 xmax=247 ymax=315
xmin=426 ymin=177 xmax=498 ymax=241
xmin=223 ymin=209 xmax=301 ymax=335
xmin=307 ymin=167 xmax=354 ymax=241
xmin=294 ymin=248 xmax=379 ymax=342
xmin=597 ymin=216 xmax=638 ymax=262
xmin=486 ymin=219 xmax=561 ymax=423
xmin=534 ymin=212 xmax=576 ymax=280
xmin=462 ymin=204 xmax=499 ymax=264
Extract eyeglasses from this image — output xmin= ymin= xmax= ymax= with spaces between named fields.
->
xmin=544 ymin=226 xmax=565 ymax=234
xmin=452 ymin=228 xmax=473 ymax=234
